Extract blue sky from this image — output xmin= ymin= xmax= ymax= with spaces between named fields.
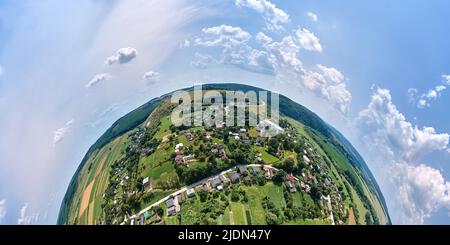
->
xmin=1 ymin=0 xmax=450 ymax=225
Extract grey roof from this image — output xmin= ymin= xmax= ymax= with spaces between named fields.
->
xmin=166 ymin=198 xmax=174 ymax=208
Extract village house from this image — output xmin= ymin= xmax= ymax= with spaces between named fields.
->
xmin=186 ymin=188 xmax=195 ymax=198
xmin=251 ymin=165 xmax=261 ymax=175
xmin=263 ymin=166 xmax=273 ymax=179
xmin=285 ymin=180 xmax=297 ymax=193
xmin=211 ymin=178 xmax=222 ymax=189
xmin=228 ymin=172 xmax=240 ymax=184
xmin=219 ymin=175 xmax=231 ymax=186
xmin=142 ymin=177 xmax=150 ymax=187
xmin=238 ymin=166 xmax=249 ymax=176
xmin=256 ymin=119 xmax=284 ymax=137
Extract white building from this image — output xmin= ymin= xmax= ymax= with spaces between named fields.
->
xmin=256 ymin=120 xmax=284 ymax=137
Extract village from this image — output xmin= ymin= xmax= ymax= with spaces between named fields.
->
xmin=114 ymin=117 xmax=348 ymax=225
xmin=62 ymin=87 xmax=386 ymax=226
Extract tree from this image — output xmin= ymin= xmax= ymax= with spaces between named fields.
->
xmin=272 ymin=170 xmax=285 ymax=184
xmin=230 ymin=190 xmax=240 ymax=202
xmin=198 ymin=190 xmax=209 ymax=202
xmin=266 ymin=212 xmax=281 ymax=225
xmin=283 ymin=158 xmax=295 ymax=173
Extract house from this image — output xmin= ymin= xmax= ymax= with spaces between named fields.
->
xmin=242 ymin=135 xmax=250 ymax=144
xmin=251 ymin=165 xmax=261 ymax=175
xmin=244 ymin=176 xmax=252 ymax=185
xmin=219 ymin=175 xmax=231 ymax=186
xmin=211 ymin=178 xmax=222 ymax=189
xmin=285 ymin=180 xmax=297 ymax=193
xmin=176 ymin=193 xmax=186 ymax=204
xmin=303 ymin=155 xmax=311 ymax=165
xmin=142 ymin=177 xmax=150 ymax=187
xmin=256 ymin=120 xmax=284 ymax=137
xmin=143 ymin=211 xmax=150 ymax=219
xmin=215 ymin=121 xmax=224 ymax=129
xmin=139 ymin=214 xmax=144 ymax=225
xmin=175 ymin=143 xmax=184 ymax=152
xmin=174 ymin=155 xmax=184 ymax=165
xmin=186 ymin=188 xmax=195 ymax=198
xmin=166 ymin=198 xmax=174 ymax=208
xmin=228 ymin=172 xmax=240 ymax=184
xmin=167 ymin=206 xmax=176 ymax=216
xmin=238 ymin=166 xmax=248 ymax=175
xmin=286 ymin=174 xmax=295 ymax=182
xmin=263 ymin=166 xmax=273 ymax=179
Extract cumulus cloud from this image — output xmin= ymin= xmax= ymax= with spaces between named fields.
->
xmin=235 ymin=0 xmax=289 ymax=31
xmin=301 ymin=65 xmax=351 ymax=113
xmin=85 ymin=73 xmax=111 ymax=88
xmin=256 ymin=32 xmax=273 ymax=44
xmin=105 ymin=47 xmax=138 ymax=65
xmin=143 ymin=70 xmax=160 ymax=83
xmin=296 ymin=28 xmax=323 ymax=52
xmin=266 ymin=35 xmax=302 ymax=72
xmin=357 ymin=88 xmax=449 ymax=162
xmin=17 ymin=203 xmax=39 ymax=225
xmin=357 ymin=88 xmax=450 ymax=224
xmin=194 ymin=25 xmax=276 ymax=74
xmin=0 ymin=199 xmax=6 ymax=224
xmin=307 ymin=12 xmax=318 ymax=22
xmin=53 ymin=119 xmax=74 ymax=146
xmin=392 ymin=163 xmax=450 ymax=224
xmin=194 ymin=25 xmax=251 ymax=47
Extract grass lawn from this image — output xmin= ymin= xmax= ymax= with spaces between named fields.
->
xmin=230 ymin=202 xmax=247 ymax=225
xmin=153 ymin=116 xmax=172 ymax=140
xmin=140 ymin=190 xmax=172 ymax=209
xmin=254 ymin=146 xmax=279 ymax=164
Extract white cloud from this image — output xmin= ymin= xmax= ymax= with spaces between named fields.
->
xmin=53 ymin=119 xmax=74 ymax=145
xmin=442 ymin=74 xmax=450 ymax=85
xmin=392 ymin=163 xmax=450 ymax=224
xmin=296 ymin=28 xmax=323 ymax=52
xmin=301 ymin=65 xmax=351 ymax=113
xmin=267 ymin=35 xmax=302 ymax=72
xmin=105 ymin=47 xmax=138 ymax=65
xmin=194 ymin=25 xmax=276 ymax=74
xmin=357 ymin=88 xmax=449 ymax=162
xmin=17 ymin=203 xmax=39 ymax=225
xmin=195 ymin=25 xmax=251 ymax=47
xmin=409 ymin=85 xmax=447 ymax=109
xmin=143 ymin=70 xmax=159 ymax=83
xmin=256 ymin=32 xmax=273 ymax=44
xmin=247 ymin=49 xmax=277 ymax=73
xmin=307 ymin=11 xmax=318 ymax=22
xmin=357 ymin=88 xmax=450 ymax=224
xmin=85 ymin=73 xmax=111 ymax=88
xmin=0 ymin=199 xmax=6 ymax=224
xmin=235 ymin=0 xmax=289 ymax=31
xmin=317 ymin=64 xmax=344 ymax=83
